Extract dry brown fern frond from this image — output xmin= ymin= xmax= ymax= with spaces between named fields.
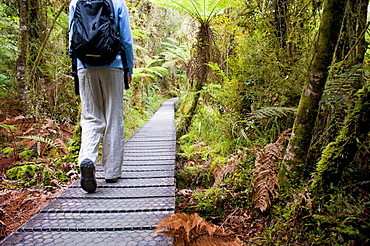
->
xmin=213 ymin=155 xmax=240 ymax=187
xmin=252 ymin=129 xmax=291 ymax=212
xmin=153 ymin=213 xmax=242 ymax=246
xmin=0 ymin=116 xmax=40 ymax=136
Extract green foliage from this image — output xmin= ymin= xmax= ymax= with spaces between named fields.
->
xmin=0 ymin=0 xmax=368 ymax=245
xmin=133 ymin=55 xmax=169 ymax=81
xmin=160 ymin=38 xmax=191 ymax=96
xmin=0 ymin=2 xmax=18 ymax=97
xmin=176 ymin=165 xmax=213 ymax=189
xmin=68 ymin=115 xmax=81 ymax=164
xmin=161 ymin=38 xmax=191 ymax=66
xmin=32 ymin=6 xmax=78 ymax=122
xmin=19 ymin=136 xmax=61 ymax=150
xmin=7 ymin=164 xmax=39 ymax=186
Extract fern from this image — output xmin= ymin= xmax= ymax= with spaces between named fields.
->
xmin=18 ymin=136 xmax=60 ymax=149
xmin=132 ymin=55 xmax=169 ymax=81
xmin=0 ymin=116 xmax=39 ymax=135
xmin=1 ymin=116 xmax=71 ymax=160
xmin=247 ymin=107 xmax=297 ymax=120
xmin=161 ymin=39 xmax=191 ymax=69
xmin=252 ymin=129 xmax=291 ymax=212
xmin=153 ymin=213 xmax=242 ymax=245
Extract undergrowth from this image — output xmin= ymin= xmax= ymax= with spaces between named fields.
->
xmin=175 ymin=89 xmax=369 ymax=245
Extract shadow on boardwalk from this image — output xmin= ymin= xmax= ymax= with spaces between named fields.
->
xmin=1 ymin=98 xmax=178 ymax=246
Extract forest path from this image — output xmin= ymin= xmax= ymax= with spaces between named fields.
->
xmin=1 ymin=98 xmax=178 ymax=246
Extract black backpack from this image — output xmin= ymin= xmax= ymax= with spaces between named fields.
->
xmin=70 ymin=0 xmax=121 ymax=66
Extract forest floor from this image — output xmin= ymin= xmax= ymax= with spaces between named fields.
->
xmin=0 ymin=182 xmax=265 ymax=244
xmin=0 ymin=182 xmax=69 ymax=240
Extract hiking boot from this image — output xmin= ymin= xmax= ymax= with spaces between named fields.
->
xmin=80 ymin=158 xmax=97 ymax=193
xmin=105 ymin=178 xmax=118 ymax=183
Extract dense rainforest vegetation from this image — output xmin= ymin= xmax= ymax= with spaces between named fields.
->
xmin=0 ymin=0 xmax=369 ymax=245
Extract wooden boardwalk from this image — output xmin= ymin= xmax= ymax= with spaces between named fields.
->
xmin=1 ymin=98 xmax=177 ymax=246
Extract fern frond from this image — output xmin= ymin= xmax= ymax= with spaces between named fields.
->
xmin=153 ymin=213 xmax=241 ymax=245
xmin=213 ymin=155 xmax=240 ymax=186
xmin=252 ymin=129 xmax=291 ymax=212
xmin=0 ymin=116 xmax=39 ymax=135
xmin=19 ymin=136 xmax=59 ymax=148
xmin=19 ymin=135 xmax=69 ymax=157
xmin=247 ymin=107 xmax=297 ymax=120
xmin=149 ymin=0 xmax=231 ymax=22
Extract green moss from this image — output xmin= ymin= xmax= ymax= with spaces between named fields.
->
xmin=6 ymin=162 xmax=71 ymax=188
xmin=55 ymin=170 xmax=68 ymax=182
xmin=19 ymin=149 xmax=32 ymax=160
xmin=41 ymin=168 xmax=54 ymax=186
xmin=187 ymin=187 xmax=230 ymax=219
xmin=6 ymin=164 xmax=40 ymax=182
xmin=209 ymin=156 xmax=227 ymax=173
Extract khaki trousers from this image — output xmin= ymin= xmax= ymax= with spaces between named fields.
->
xmin=78 ymin=67 xmax=124 ymax=180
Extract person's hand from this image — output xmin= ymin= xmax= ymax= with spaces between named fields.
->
xmin=124 ymin=73 xmax=131 ymax=90
xmin=126 ymin=74 xmax=132 ymax=85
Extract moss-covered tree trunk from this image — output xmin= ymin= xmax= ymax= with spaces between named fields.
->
xmin=311 ymin=80 xmax=370 ymax=202
xmin=283 ymin=0 xmax=346 ymax=180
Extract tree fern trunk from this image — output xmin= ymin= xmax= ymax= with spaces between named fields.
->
xmin=283 ymin=0 xmax=346 ymax=180
xmin=177 ymin=22 xmax=212 ymax=137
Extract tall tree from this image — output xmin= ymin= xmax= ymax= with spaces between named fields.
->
xmin=283 ymin=0 xmax=346 ymax=180
xmin=309 ymin=0 xmax=369 ymax=201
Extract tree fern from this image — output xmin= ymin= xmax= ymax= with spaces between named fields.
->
xmin=133 ymin=55 xmax=169 ymax=81
xmin=149 ymin=0 xmax=236 ymax=137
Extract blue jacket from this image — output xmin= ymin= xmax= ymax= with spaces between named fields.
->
xmin=69 ymin=0 xmax=134 ymax=74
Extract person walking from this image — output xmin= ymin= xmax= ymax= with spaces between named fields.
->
xmin=69 ymin=0 xmax=134 ymax=193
